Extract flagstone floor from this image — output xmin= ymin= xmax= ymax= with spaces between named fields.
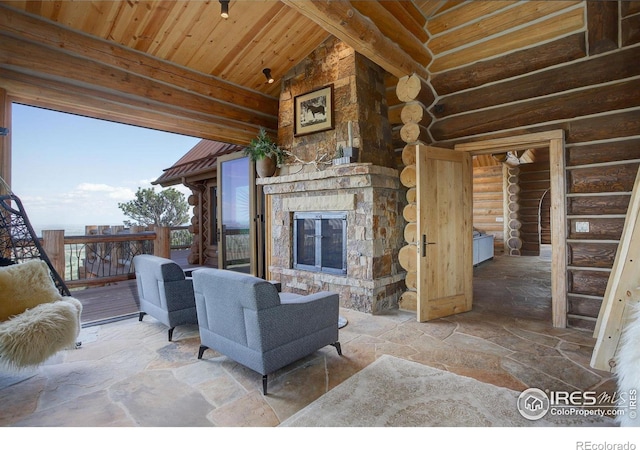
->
xmin=1 ymin=253 xmax=618 ymax=427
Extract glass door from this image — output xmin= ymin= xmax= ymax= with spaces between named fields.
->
xmin=217 ymin=153 xmax=257 ymax=274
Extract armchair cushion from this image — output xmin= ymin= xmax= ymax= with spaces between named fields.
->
xmin=133 ymin=254 xmax=198 ymax=338
xmin=193 ymin=268 xmax=340 ymax=379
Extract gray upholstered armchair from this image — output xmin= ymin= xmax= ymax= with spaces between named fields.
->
xmin=192 ymin=268 xmax=341 ymax=395
xmin=132 ymin=254 xmax=198 ymax=341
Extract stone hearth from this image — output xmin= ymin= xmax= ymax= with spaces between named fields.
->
xmin=258 ymin=163 xmax=405 ymax=314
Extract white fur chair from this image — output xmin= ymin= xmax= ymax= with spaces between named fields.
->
xmin=0 ymin=260 xmax=82 ymax=368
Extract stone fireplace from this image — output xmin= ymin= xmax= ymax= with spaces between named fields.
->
xmin=258 ymin=36 xmax=406 ymax=313
xmin=258 ymin=163 xmax=405 ymax=313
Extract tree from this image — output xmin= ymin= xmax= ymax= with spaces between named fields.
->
xmin=118 ymin=187 xmax=189 ymax=227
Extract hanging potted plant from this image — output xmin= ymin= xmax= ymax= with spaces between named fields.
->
xmin=243 ymin=127 xmax=285 ymax=178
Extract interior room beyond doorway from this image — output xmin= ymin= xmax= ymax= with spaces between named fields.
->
xmin=471 ymin=148 xmax=553 ymax=322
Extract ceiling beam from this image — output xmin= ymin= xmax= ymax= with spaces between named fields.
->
xmin=350 ymin=1 xmax=431 ymax=64
xmin=0 ymin=5 xmax=278 ymax=115
xmin=0 ymin=68 xmax=259 ymax=145
xmin=0 ymin=4 xmax=279 ymax=143
xmin=282 ymin=0 xmax=429 ymax=79
xmin=0 ymin=33 xmax=276 ymax=126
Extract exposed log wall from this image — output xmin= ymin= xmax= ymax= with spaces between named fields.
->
xmin=398 ymin=145 xmax=418 ymax=312
xmin=518 ymin=155 xmax=552 ymax=255
xmin=424 ymin=1 xmax=640 ymax=331
xmin=472 ymin=163 xmax=504 ymax=253
xmin=504 ymin=166 xmax=522 ymax=256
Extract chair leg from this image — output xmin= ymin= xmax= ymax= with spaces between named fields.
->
xmin=262 ymin=375 xmax=268 ymax=395
xmin=138 ymin=312 xmax=146 ymax=321
xmin=331 ymin=342 xmax=342 ymax=356
xmin=197 ymin=345 xmax=208 ymax=359
xmin=168 ymin=327 xmax=175 ymax=341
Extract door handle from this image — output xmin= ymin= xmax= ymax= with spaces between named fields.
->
xmin=422 ymin=235 xmax=436 ymax=257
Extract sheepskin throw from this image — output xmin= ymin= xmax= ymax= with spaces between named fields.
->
xmin=0 ymin=260 xmax=61 ymax=322
xmin=616 ymin=300 xmax=640 ymax=427
xmin=0 ymin=260 xmax=82 ymax=368
xmin=0 ymin=297 xmax=82 ymax=367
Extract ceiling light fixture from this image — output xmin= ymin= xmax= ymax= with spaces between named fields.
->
xmin=219 ymin=0 xmax=229 ymax=19
xmin=262 ymin=68 xmax=274 ymax=84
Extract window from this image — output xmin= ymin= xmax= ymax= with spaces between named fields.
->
xmin=293 ymin=212 xmax=347 ymax=275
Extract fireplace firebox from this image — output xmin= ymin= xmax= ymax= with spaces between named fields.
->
xmin=293 ymin=212 xmax=347 ymax=275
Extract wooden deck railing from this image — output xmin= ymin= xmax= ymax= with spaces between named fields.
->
xmin=40 ymin=226 xmax=191 ymax=289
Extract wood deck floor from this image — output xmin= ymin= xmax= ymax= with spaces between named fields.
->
xmin=71 ymin=250 xmax=217 ymax=326
xmin=71 ymin=280 xmax=140 ymax=325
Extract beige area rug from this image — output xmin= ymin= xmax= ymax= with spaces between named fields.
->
xmin=280 ymin=355 xmax=616 ymax=427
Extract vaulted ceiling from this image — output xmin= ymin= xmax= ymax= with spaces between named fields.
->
xmin=0 ymin=1 xmax=586 ymax=145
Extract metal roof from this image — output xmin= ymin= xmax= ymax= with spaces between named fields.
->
xmin=153 ymin=140 xmax=245 ymax=186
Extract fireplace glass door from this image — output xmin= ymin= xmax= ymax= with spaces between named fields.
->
xmin=293 ymin=212 xmax=347 ymax=274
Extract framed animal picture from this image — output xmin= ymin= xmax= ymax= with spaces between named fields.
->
xmin=294 ymin=84 xmax=334 ymax=136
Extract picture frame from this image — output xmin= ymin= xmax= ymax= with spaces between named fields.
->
xmin=294 ymin=84 xmax=334 ymax=136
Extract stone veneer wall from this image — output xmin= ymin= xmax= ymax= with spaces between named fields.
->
xmin=258 ymin=164 xmax=406 ymax=314
xmin=277 ymin=36 xmax=395 ymax=171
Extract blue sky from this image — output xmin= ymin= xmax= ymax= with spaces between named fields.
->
xmin=10 ymin=104 xmax=200 ymax=232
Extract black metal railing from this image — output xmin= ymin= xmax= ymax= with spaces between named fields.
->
xmin=38 ymin=225 xmax=193 ymax=289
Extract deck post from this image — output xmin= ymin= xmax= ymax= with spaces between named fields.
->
xmin=42 ymin=229 xmax=66 ymax=280
xmin=153 ymin=226 xmax=170 ymax=258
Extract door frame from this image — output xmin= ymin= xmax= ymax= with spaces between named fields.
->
xmin=216 ymin=152 xmax=259 ymax=275
xmin=455 ymin=130 xmax=567 ymax=328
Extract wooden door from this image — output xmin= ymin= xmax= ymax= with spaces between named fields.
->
xmin=416 ymin=145 xmax=473 ymax=321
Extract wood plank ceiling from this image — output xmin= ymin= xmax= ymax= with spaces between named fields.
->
xmin=0 ymin=0 xmax=587 ymax=145
xmin=3 ymin=0 xmax=439 ymax=94
xmin=0 ymin=0 xmax=449 ymax=143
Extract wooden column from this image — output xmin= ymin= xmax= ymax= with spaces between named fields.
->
xmin=398 ymin=144 xmax=418 ymax=311
xmin=42 ymin=229 xmax=66 ymax=281
xmin=187 ymin=191 xmax=203 ymax=265
xmin=395 ymin=74 xmax=435 ymax=312
xmin=505 ymin=166 xmax=522 ymax=256
xmin=154 ymin=226 xmax=171 ymax=258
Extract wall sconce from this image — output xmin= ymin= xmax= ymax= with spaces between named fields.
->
xmin=262 ymin=68 xmax=274 ymax=84
xmin=219 ymin=0 xmax=229 ymax=19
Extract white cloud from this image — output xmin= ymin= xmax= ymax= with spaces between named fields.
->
xmin=75 ymin=182 xmax=113 ymax=192
xmin=74 ymin=183 xmax=135 ymax=201
xmin=17 ymin=181 xmax=194 ymax=233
